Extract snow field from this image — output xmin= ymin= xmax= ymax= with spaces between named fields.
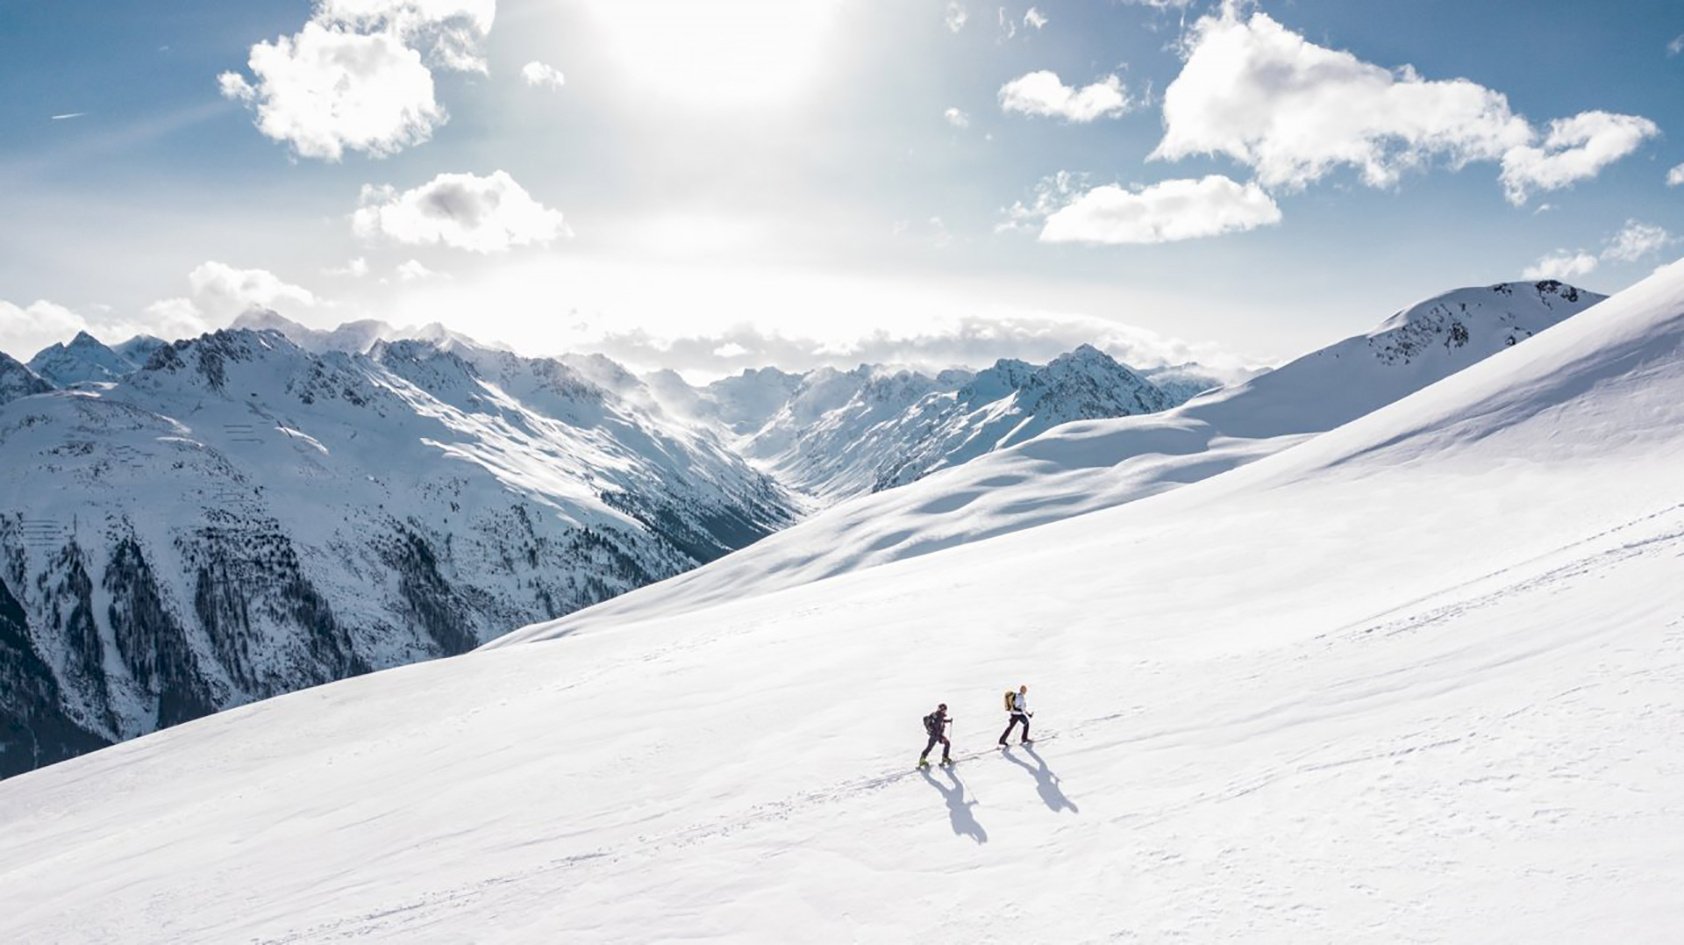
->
xmin=0 ymin=270 xmax=1680 ymax=941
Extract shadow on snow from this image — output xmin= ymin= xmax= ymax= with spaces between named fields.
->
xmin=920 ymin=765 xmax=987 ymax=844
xmin=1003 ymin=744 xmax=1078 ymax=814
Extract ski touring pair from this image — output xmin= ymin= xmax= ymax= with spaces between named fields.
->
xmin=917 ymin=685 xmax=1034 ymax=768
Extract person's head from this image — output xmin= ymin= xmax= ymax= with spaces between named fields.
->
xmin=1019 ymin=685 xmax=1028 ymax=694
xmin=937 ymin=703 xmax=947 ymax=713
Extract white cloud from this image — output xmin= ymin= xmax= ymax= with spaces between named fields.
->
xmin=522 ymin=61 xmax=565 ymax=90
xmin=996 ymin=8 xmax=1016 ymax=41
xmin=1037 ymin=175 xmax=1282 ymax=245
xmin=353 ymin=170 xmax=569 ymax=253
xmin=944 ymin=107 xmax=970 ymax=129
xmin=219 ymin=0 xmax=494 ymax=161
xmin=1498 ymin=111 xmax=1659 ymax=205
xmin=1654 ymin=257 xmax=1684 ymax=279
xmin=588 ymin=310 xmax=1251 ymax=380
xmin=319 ymin=0 xmax=495 ymax=71
xmin=141 ymin=297 xmax=213 ymax=336
xmin=1153 ymin=8 xmax=1656 ymax=204
xmin=1521 ymin=251 xmax=1598 ymax=281
xmin=1 ymin=298 xmax=211 ymax=359
xmin=219 ymin=23 xmax=442 ymax=161
xmin=1519 ymin=220 xmax=1676 ymax=283
xmin=1024 ymin=7 xmax=1047 ymax=29
xmin=928 ymin=216 xmax=954 ymax=249
xmin=396 ymin=259 xmax=439 ymax=280
xmin=1668 ymin=163 xmax=1684 ymax=187
xmin=326 ymin=256 xmax=371 ymax=277
xmin=999 ymin=71 xmax=1132 ymax=122
xmin=187 ymin=262 xmax=319 ymax=320
xmin=133 ymin=263 xmax=319 ymax=339
xmin=1 ymin=300 xmax=95 ymax=359
xmin=997 ymin=170 xmax=1082 ymax=233
xmin=1669 ymin=34 xmax=1684 ymax=56
xmin=1601 ymin=220 xmax=1674 ymax=263
xmin=945 ymin=1 xmax=968 ymax=32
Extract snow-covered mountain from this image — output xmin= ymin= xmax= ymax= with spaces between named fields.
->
xmin=0 ymin=351 xmax=53 ymax=406
xmin=26 ymin=331 xmax=144 ymax=385
xmin=500 ymin=280 xmax=1603 ymax=634
xmin=2 ymin=267 xmax=1678 ymax=942
xmin=687 ymin=345 xmax=1176 ymax=501
xmin=0 ymin=327 xmax=797 ymax=778
xmin=1141 ymin=361 xmax=1254 ymax=405
xmin=112 ymin=333 xmax=168 ymax=367
xmin=0 ymin=318 xmax=1193 ymax=778
xmin=229 ymin=309 xmax=495 ymax=355
xmin=239 ymin=312 xmax=1195 ymax=503
xmin=0 ymin=282 xmax=1594 ymax=780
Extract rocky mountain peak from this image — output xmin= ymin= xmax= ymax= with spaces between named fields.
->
xmin=0 ymin=351 xmax=55 ymax=405
xmin=26 ymin=331 xmax=135 ymax=386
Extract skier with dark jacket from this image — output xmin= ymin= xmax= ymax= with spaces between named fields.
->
xmin=999 ymin=684 xmax=1032 ymax=746
xmin=918 ymin=703 xmax=954 ymax=767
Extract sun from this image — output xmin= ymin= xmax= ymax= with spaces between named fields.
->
xmin=588 ymin=0 xmax=840 ymax=108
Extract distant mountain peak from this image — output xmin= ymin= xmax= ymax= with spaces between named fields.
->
xmin=27 ymin=330 xmax=136 ymax=386
xmin=0 ymin=350 xmax=55 ymax=405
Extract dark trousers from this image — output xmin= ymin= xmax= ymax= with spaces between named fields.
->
xmin=1000 ymin=712 xmax=1030 ymax=744
xmin=921 ymin=733 xmax=951 ymax=761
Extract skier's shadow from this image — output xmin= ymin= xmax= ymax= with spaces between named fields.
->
xmin=920 ymin=766 xmax=988 ymax=844
xmin=1003 ymin=745 xmax=1079 ymax=814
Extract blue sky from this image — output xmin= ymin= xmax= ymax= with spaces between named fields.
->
xmin=2 ymin=0 xmax=1681 ymax=377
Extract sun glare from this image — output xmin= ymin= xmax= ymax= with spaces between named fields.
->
xmin=589 ymin=0 xmax=839 ymax=107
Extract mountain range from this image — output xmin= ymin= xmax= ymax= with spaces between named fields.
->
xmin=1 ymin=264 xmax=1677 ymax=941
xmin=0 ymin=326 xmax=797 ymax=776
xmin=0 ymin=312 xmax=1231 ymax=777
xmin=499 ymin=280 xmax=1604 ymax=634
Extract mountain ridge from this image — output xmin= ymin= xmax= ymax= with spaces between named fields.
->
xmin=1 ymin=269 xmax=1675 ymax=941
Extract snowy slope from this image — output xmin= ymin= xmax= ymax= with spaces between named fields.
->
xmin=0 ymin=271 xmax=1679 ymax=942
xmin=0 ymin=327 xmax=796 ymax=777
xmin=495 ymin=280 xmax=1603 ymax=635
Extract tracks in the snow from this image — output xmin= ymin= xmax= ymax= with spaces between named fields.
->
xmin=258 ymin=731 xmax=1074 ymax=942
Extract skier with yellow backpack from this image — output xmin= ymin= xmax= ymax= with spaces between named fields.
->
xmin=998 ymin=684 xmax=1032 ymax=747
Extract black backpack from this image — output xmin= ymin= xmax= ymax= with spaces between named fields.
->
xmin=923 ymin=712 xmax=942 ymax=736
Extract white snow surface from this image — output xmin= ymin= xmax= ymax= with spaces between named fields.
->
xmin=496 ymin=280 xmax=1604 ymax=638
xmin=1 ymin=266 xmax=1680 ymax=942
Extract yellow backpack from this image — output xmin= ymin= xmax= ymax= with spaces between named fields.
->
xmin=1004 ymin=690 xmax=1016 ymax=712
